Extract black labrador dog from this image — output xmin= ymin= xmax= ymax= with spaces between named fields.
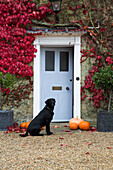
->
xmin=20 ymin=98 xmax=56 ymax=137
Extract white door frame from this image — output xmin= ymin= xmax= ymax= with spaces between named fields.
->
xmin=33 ymin=33 xmax=81 ymax=119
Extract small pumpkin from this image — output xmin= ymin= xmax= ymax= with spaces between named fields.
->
xmin=69 ymin=122 xmax=78 ymax=130
xmin=20 ymin=122 xmax=27 ymax=129
xmin=25 ymin=122 xmax=30 ymax=129
xmin=79 ymin=121 xmax=90 ymax=130
xmin=69 ymin=117 xmax=84 ymax=125
xmin=41 ymin=127 xmax=44 ymax=130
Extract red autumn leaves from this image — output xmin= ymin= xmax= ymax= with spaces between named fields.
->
xmin=0 ymin=0 xmax=53 ymax=107
xmin=4 ymin=122 xmax=26 ymax=134
xmin=80 ymin=46 xmax=112 ymax=108
xmin=0 ymin=1 xmax=36 ymax=78
xmin=82 ymin=4 xmax=88 ymax=15
xmin=69 ymin=4 xmax=88 ymax=15
xmin=0 ymin=0 xmax=53 ymax=78
xmin=1 ymin=87 xmax=10 ymax=94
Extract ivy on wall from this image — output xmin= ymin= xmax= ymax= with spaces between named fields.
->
xmin=0 ymin=0 xmax=53 ymax=109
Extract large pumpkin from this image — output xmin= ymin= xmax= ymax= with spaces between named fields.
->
xmin=25 ymin=122 xmax=30 ymax=129
xmin=69 ymin=122 xmax=78 ymax=130
xmin=20 ymin=122 xmax=27 ymax=129
xmin=69 ymin=117 xmax=84 ymax=126
xmin=79 ymin=121 xmax=90 ymax=130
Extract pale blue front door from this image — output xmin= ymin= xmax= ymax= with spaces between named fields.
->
xmin=41 ymin=47 xmax=73 ymax=121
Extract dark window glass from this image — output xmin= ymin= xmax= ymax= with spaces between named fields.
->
xmin=60 ymin=52 xmax=69 ymax=71
xmin=45 ymin=51 xmax=55 ymax=71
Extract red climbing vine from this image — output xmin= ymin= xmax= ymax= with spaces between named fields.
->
xmin=0 ymin=0 xmax=53 ymax=109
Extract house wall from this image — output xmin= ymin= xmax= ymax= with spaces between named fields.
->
xmin=3 ymin=91 xmax=33 ymax=125
xmin=81 ymin=61 xmax=97 ymax=126
xmin=81 ymin=35 xmax=97 ymax=126
xmin=4 ymin=35 xmax=97 ymax=126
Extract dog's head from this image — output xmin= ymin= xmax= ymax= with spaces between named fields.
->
xmin=45 ymin=98 xmax=56 ymax=110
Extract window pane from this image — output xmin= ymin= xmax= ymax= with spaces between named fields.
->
xmin=45 ymin=51 xmax=55 ymax=71
xmin=60 ymin=52 xmax=69 ymax=71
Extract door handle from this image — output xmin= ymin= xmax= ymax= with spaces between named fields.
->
xmin=76 ymin=77 xmax=80 ymax=81
xmin=66 ymin=87 xmax=69 ymax=90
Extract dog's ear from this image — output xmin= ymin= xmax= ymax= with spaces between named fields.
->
xmin=45 ymin=99 xmax=49 ymax=105
xmin=45 ymin=98 xmax=56 ymax=105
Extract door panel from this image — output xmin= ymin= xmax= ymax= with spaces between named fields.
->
xmin=41 ymin=47 xmax=73 ymax=122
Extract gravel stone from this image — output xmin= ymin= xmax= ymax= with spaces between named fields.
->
xmin=0 ymin=123 xmax=113 ymax=170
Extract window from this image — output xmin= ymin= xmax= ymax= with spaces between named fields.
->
xmin=45 ymin=51 xmax=55 ymax=71
xmin=60 ymin=52 xmax=69 ymax=71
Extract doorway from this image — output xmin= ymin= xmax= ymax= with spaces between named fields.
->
xmin=40 ymin=47 xmax=73 ymax=121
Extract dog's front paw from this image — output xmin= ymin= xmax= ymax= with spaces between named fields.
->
xmin=47 ymin=132 xmax=53 ymax=135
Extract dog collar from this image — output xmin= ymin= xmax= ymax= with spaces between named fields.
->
xmin=46 ymin=106 xmax=53 ymax=112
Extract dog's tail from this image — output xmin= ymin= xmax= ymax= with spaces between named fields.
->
xmin=19 ymin=129 xmax=28 ymax=137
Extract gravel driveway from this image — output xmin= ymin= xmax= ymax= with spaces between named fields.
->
xmin=0 ymin=123 xmax=113 ymax=170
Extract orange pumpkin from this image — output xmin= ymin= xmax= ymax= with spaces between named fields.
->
xmin=41 ymin=127 xmax=44 ymax=130
xmin=79 ymin=121 xmax=90 ymax=130
xmin=20 ymin=122 xmax=27 ymax=129
xmin=25 ymin=122 xmax=30 ymax=129
xmin=69 ymin=117 xmax=84 ymax=125
xmin=69 ymin=122 xmax=78 ymax=130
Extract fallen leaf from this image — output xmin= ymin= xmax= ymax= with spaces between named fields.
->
xmin=86 ymin=142 xmax=92 ymax=146
xmin=107 ymin=147 xmax=112 ymax=149
xmin=62 ymin=130 xmax=71 ymax=132
xmin=64 ymin=125 xmax=67 ymax=127
xmin=86 ymin=152 xmax=90 ymax=155
xmin=59 ymin=137 xmax=64 ymax=139
xmin=61 ymin=144 xmax=68 ymax=146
